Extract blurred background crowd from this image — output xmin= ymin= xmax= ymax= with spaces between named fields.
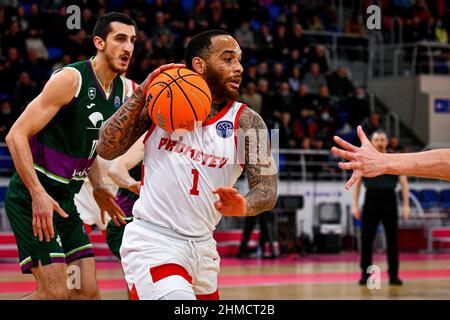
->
xmin=1 ymin=0 xmax=449 ymax=153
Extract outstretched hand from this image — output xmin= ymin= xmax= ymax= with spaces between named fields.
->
xmin=331 ymin=126 xmax=387 ymax=189
xmin=213 ymin=187 xmax=247 ymax=216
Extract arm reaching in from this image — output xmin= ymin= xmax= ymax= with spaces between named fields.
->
xmin=97 ymin=63 xmax=184 ymax=160
xmin=214 ymin=107 xmax=278 ymax=216
xmin=88 ymin=158 xmax=126 ymax=226
xmin=108 ymin=133 xmax=145 ymax=195
xmin=331 ymin=126 xmax=450 ymax=189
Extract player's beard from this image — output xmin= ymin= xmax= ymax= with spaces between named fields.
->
xmin=204 ymin=64 xmax=239 ymax=102
xmin=104 ymin=46 xmax=127 ymax=74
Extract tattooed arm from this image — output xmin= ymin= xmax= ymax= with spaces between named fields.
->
xmin=97 ymin=63 xmax=184 ymax=160
xmin=213 ymin=107 xmax=278 ymax=216
xmin=239 ymin=107 xmax=278 ymax=216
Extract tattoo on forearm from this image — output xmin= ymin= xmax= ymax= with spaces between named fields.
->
xmin=238 ymin=107 xmax=278 ymax=216
xmin=97 ymin=83 xmax=152 ymax=160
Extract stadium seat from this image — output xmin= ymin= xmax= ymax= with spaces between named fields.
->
xmin=440 ymin=189 xmax=450 ymax=209
xmin=420 ymin=189 xmax=440 ymax=209
xmin=47 ymin=47 xmax=64 ymax=60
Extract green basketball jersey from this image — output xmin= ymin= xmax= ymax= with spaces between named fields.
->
xmin=30 ymin=58 xmax=127 ymax=194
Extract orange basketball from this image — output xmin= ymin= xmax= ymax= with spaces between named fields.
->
xmin=146 ymin=68 xmax=212 ymax=132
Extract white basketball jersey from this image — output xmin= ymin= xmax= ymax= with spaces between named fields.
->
xmin=133 ymin=100 xmax=246 ymax=236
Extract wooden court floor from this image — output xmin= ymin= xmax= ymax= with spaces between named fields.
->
xmin=1 ymin=252 xmax=450 ymax=300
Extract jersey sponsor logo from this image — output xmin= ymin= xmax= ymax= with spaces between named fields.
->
xmin=88 ymin=87 xmax=96 ymax=100
xmin=86 ymin=103 xmax=95 ymax=109
xmin=87 ymin=112 xmax=104 ymax=129
xmin=114 ymin=96 xmax=121 ymax=109
xmin=216 ymin=121 xmax=233 ymax=138
xmin=157 ymin=137 xmax=228 ymax=169
xmin=56 ymin=235 xmax=62 ymax=247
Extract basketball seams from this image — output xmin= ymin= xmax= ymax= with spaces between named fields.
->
xmin=161 ymin=71 xmax=199 ymax=122
xmin=176 ymin=68 xmax=212 ymax=105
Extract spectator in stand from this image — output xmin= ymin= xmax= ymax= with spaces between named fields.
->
xmin=242 ymin=64 xmax=258 ymax=88
xmin=303 ymin=62 xmax=327 ymax=95
xmin=0 ymin=100 xmax=16 ymax=141
xmin=327 ymin=66 xmax=355 ymax=99
xmin=2 ymin=20 xmax=26 ymax=56
xmin=257 ymin=78 xmax=274 ymax=126
xmin=270 ymin=62 xmax=287 ymax=91
xmin=273 ymin=23 xmax=290 ymax=58
xmin=151 ymin=11 xmax=172 ymax=44
xmin=288 ymin=67 xmax=302 ymax=92
xmin=294 ymin=108 xmax=318 ymax=142
xmin=315 ymin=85 xmax=338 ymax=141
xmin=388 ymin=136 xmax=404 ymax=153
xmin=153 ymin=30 xmax=175 ymax=61
xmin=234 ymin=20 xmax=256 ymax=56
xmin=209 ymin=0 xmax=228 ymax=30
xmin=308 ymin=45 xmax=330 ymax=74
xmin=276 ymin=111 xmax=297 ymax=149
xmin=241 ymin=82 xmax=262 ymax=114
xmin=257 ymin=61 xmax=270 ymax=80
xmin=273 ymin=82 xmax=294 ymax=114
xmin=191 ymin=0 xmax=210 ymax=30
xmin=13 ymin=71 xmax=38 ymax=112
xmin=28 ymin=3 xmax=45 ymax=31
xmin=287 ymin=48 xmax=307 ymax=71
xmin=361 ymin=112 xmax=382 ymax=138
xmin=24 ymin=49 xmax=47 ymax=88
xmin=289 ymin=23 xmax=310 ymax=54
xmin=2 ymin=47 xmax=25 ymax=93
xmin=434 ymin=19 xmax=449 ymax=43
xmin=292 ymin=84 xmax=313 ymax=112
xmin=347 ymin=87 xmax=371 ymax=128
xmin=255 ymin=23 xmax=274 ymax=60
xmin=51 ymin=54 xmax=72 ymax=73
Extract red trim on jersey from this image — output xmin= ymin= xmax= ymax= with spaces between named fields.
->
xmin=150 ymin=263 xmax=193 ymax=284
xmin=143 ymin=123 xmax=156 ymax=145
xmin=203 ymin=100 xmax=234 ymax=126
xmin=83 ymin=224 xmax=92 ymax=236
xmin=234 ymin=103 xmax=247 ymax=170
xmin=130 ymin=284 xmax=139 ymax=300
xmin=140 ymin=164 xmax=145 ymax=186
xmin=131 ymin=80 xmax=136 ymax=92
xmin=196 ymin=289 xmax=219 ymax=300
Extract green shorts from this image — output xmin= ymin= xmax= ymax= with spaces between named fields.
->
xmin=106 ymin=217 xmax=133 ymax=260
xmin=5 ymin=173 xmax=93 ymax=274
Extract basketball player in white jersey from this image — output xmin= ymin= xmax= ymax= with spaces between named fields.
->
xmin=97 ymin=30 xmax=278 ymax=300
xmin=75 ymin=77 xmax=138 ymax=235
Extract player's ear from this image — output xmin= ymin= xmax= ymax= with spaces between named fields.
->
xmin=93 ymin=36 xmax=106 ymax=52
xmin=191 ymin=57 xmax=205 ymax=75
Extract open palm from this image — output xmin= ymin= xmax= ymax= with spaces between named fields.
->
xmin=332 ymin=126 xmax=387 ymax=189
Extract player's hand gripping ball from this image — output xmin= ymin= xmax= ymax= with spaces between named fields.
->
xmin=146 ymin=68 xmax=212 ymax=132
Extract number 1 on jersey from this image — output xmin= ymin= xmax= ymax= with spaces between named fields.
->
xmin=189 ymin=168 xmax=200 ymax=196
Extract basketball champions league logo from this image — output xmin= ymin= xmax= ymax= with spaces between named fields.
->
xmin=216 ymin=121 xmax=234 ymax=139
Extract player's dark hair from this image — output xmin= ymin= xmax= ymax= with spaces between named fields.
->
xmin=185 ymin=30 xmax=230 ymax=69
xmin=93 ymin=12 xmax=137 ymax=40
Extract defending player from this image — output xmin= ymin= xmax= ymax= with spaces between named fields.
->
xmin=75 ymin=78 xmax=138 ymax=236
xmin=97 ymin=30 xmax=278 ymax=300
xmin=106 ymin=134 xmax=145 ymax=259
xmin=332 ymin=126 xmax=450 ymax=188
xmin=4 ymin=12 xmax=136 ymax=299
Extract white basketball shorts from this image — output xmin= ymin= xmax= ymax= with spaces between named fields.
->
xmin=120 ymin=218 xmax=220 ymax=300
